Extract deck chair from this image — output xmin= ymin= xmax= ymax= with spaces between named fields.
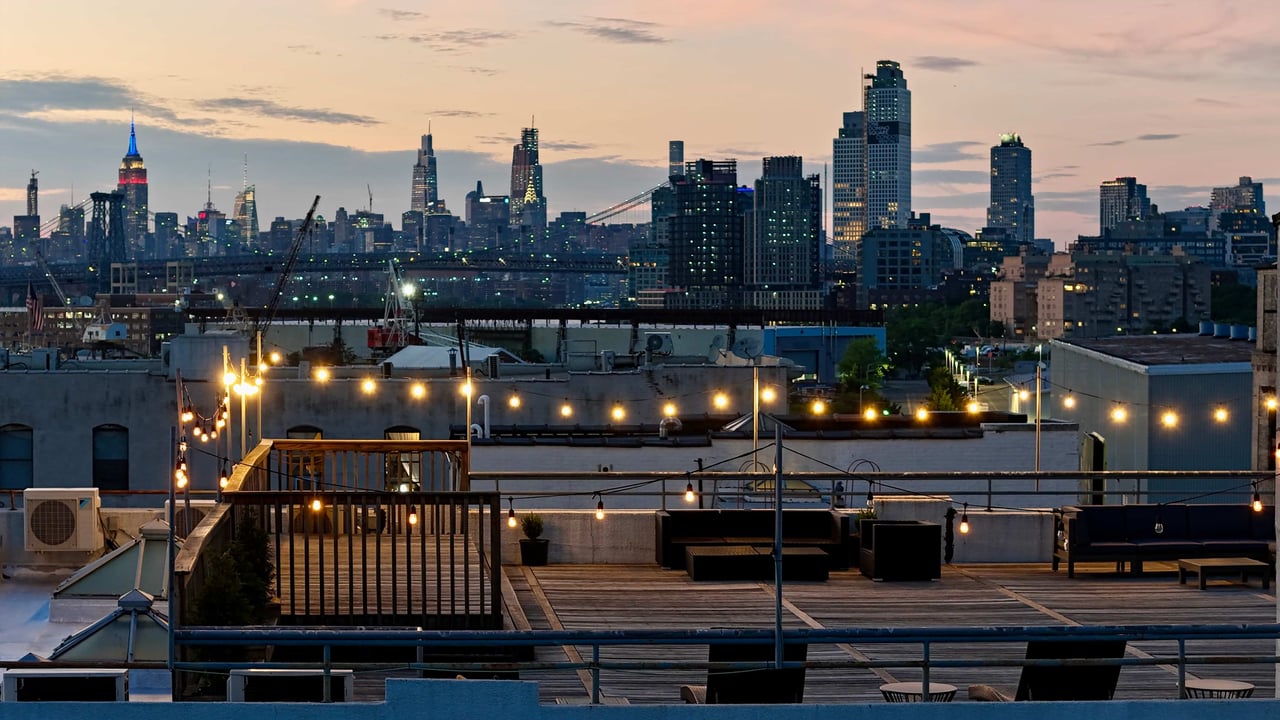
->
xmin=679 ymin=641 xmax=807 ymax=704
xmin=969 ymin=639 xmax=1127 ymax=701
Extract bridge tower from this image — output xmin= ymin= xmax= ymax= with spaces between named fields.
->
xmin=88 ymin=191 xmax=128 ymax=293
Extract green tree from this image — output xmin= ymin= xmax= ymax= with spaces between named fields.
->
xmin=925 ymin=366 xmax=966 ymax=410
xmin=836 ymin=337 xmax=889 ymax=391
xmin=230 ymin=511 xmax=275 ymax=622
xmin=1211 ymin=282 xmax=1256 ymax=325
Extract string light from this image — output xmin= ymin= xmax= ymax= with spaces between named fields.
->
xmin=684 ymin=475 xmax=696 ymax=503
xmin=663 ymin=402 xmax=678 ymax=418
xmin=959 ymin=503 xmax=970 ymax=535
xmin=219 ymin=462 xmax=229 ymax=489
xmin=461 ymin=380 xmax=473 ymax=398
xmin=1267 ymin=396 xmax=1278 ymax=412
xmin=863 ymin=407 xmax=876 ymax=421
xmin=1110 ymin=405 xmax=1127 ymax=423
xmin=810 ymin=399 xmax=826 ymax=415
xmin=760 ymin=387 xmax=777 ymax=404
xmin=611 ymin=404 xmax=626 ymax=422
xmin=508 ymin=394 xmax=521 ymax=409
xmin=410 ymin=383 xmax=426 ymax=399
xmin=269 ymin=351 xmax=282 ymax=364
xmin=595 ymin=495 xmax=605 ymax=521
xmin=1062 ymin=393 xmax=1076 ymax=409
xmin=310 ymin=498 xmax=322 ymax=512
xmin=712 ymin=392 xmax=729 ymax=410
xmin=223 ymin=371 xmax=237 ymax=387
xmin=1018 ymin=389 xmax=1030 ymax=402
xmin=914 ymin=407 xmax=929 ymax=422
xmin=362 ymin=378 xmax=377 ymax=395
xmin=507 ymin=498 xmax=518 ymax=528
xmin=408 ymin=511 xmax=419 ymax=526
xmin=560 ymin=401 xmax=573 ymax=418
xmin=1253 ymin=483 xmax=1264 ymax=513
xmin=1213 ymin=406 xmax=1229 ymax=423
xmin=966 ymin=400 xmax=980 ymax=414
xmin=180 ymin=406 xmax=194 ymax=423
xmin=1160 ymin=410 xmax=1178 ymax=428
xmin=314 ymin=367 xmax=330 ymax=382
xmin=866 ymin=480 xmax=874 ymax=508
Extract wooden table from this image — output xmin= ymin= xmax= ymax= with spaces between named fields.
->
xmin=879 ymin=681 xmax=957 ymax=703
xmin=1182 ymin=677 xmax=1255 ymax=698
xmin=1177 ymin=557 xmax=1271 ymax=590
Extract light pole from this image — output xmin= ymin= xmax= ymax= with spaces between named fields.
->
xmin=858 ymin=384 xmax=870 ymax=414
xmin=1034 ymin=344 xmax=1043 ymax=477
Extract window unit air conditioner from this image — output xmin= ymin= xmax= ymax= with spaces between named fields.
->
xmin=24 ymin=488 xmax=104 ymax=553
xmin=2 ymin=669 xmax=128 ymax=701
xmin=227 ymin=669 xmax=354 ymax=703
xmin=645 ymin=332 xmax=674 ymax=355
xmin=162 ymin=498 xmax=219 ymax=536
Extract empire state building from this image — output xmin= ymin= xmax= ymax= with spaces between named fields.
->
xmin=117 ymin=118 xmax=149 ymax=251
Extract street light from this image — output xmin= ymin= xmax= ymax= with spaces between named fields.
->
xmin=858 ymin=384 xmax=870 ymax=414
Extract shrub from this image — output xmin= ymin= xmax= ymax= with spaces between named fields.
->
xmin=521 ymin=513 xmax=544 ymax=540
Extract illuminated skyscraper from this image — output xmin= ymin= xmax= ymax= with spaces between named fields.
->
xmin=510 ymin=125 xmax=543 ymax=221
xmin=233 ymin=185 xmax=259 ymax=247
xmin=411 ymin=130 xmax=438 ymax=214
xmin=832 ymin=111 xmax=866 ymax=269
xmin=117 ymin=117 xmax=149 ymax=250
xmin=668 ymin=141 xmax=684 ymax=179
xmin=987 ymin=133 xmax=1034 ymax=245
xmin=864 ymin=60 xmax=911 ymax=233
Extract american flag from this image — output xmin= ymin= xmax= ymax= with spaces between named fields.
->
xmin=26 ymin=282 xmax=43 ymax=333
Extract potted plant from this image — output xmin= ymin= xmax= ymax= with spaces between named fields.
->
xmin=519 ymin=513 xmax=549 ymax=566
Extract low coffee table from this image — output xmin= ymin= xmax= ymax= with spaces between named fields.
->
xmin=1177 ymin=557 xmax=1270 ymax=590
xmin=879 ymin=681 xmax=957 ymax=703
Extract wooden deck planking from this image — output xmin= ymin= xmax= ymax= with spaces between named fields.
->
xmin=520 ymin=562 xmax=1277 ymax=704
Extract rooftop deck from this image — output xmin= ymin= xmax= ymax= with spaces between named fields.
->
xmin=497 ymin=560 xmax=1275 ymax=704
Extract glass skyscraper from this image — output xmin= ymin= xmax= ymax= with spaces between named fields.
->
xmin=987 ymin=133 xmax=1034 ymax=245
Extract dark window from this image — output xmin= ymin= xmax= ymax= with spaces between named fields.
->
xmin=93 ymin=424 xmax=129 ymax=491
xmin=286 ymin=425 xmax=323 ymax=439
xmin=0 ymin=424 xmax=34 ymax=491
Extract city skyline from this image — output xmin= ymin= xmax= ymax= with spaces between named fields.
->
xmin=2 ymin=0 xmax=1278 ymax=246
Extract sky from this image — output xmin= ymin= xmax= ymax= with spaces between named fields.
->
xmin=2 ymin=0 xmax=1279 ymax=248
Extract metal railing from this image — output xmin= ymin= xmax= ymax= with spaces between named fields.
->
xmin=172 ymin=623 xmax=1280 ymax=703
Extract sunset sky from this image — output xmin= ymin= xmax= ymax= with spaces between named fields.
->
xmin=2 ymin=0 xmax=1278 ymax=247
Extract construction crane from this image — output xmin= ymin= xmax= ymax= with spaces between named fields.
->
xmin=32 ymin=249 xmax=69 ymax=308
xmin=368 ymin=258 xmax=423 ymax=355
xmin=254 ymin=195 xmax=320 ymax=346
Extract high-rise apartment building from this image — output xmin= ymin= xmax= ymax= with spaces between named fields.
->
xmin=987 ymin=133 xmax=1034 ymax=245
xmin=117 ymin=118 xmax=149 ymax=249
xmin=509 ymin=126 xmax=544 ymax=222
xmin=864 ymin=60 xmax=911 ymax=233
xmin=1099 ymin=177 xmax=1149 ymax=233
xmin=411 ymin=131 xmax=439 ymax=214
xmin=832 ymin=111 xmax=866 ymax=269
xmin=744 ymin=156 xmax=823 ymax=309
xmin=667 ymin=159 xmax=747 ymax=308
xmin=1210 ymin=176 xmax=1265 ymax=215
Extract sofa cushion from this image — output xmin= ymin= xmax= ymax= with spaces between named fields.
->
xmin=1187 ymin=505 xmax=1251 ymax=539
xmin=1074 ymin=506 xmax=1128 ymax=545
xmin=1251 ymin=506 xmax=1275 ymax=541
xmin=1131 ymin=540 xmax=1202 ymax=557
xmin=1080 ymin=541 xmax=1138 ymax=556
xmin=1199 ymin=539 xmax=1270 ymax=556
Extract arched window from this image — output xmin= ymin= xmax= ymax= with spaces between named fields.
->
xmin=92 ymin=424 xmax=129 ymax=491
xmin=0 ymin=424 xmax=34 ymax=491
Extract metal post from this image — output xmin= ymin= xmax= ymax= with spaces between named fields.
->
xmin=1035 ymin=351 xmax=1042 ymax=480
xmin=256 ymin=332 xmax=263 ymax=446
xmin=591 ymin=644 xmax=601 ymax=704
xmin=922 ymin=641 xmax=932 ymax=701
xmin=753 ymin=365 xmax=760 ymax=472
xmin=773 ymin=423 xmax=783 ymax=669
xmin=240 ymin=357 xmax=248 ymax=459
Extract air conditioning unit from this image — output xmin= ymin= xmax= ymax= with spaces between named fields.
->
xmin=2 ymin=669 xmax=128 ymax=701
xmin=645 ymin=332 xmax=674 ymax=355
xmin=162 ymin=499 xmax=219 ymax=536
xmin=24 ymin=488 xmax=104 ymax=553
xmin=227 ymin=669 xmax=354 ymax=702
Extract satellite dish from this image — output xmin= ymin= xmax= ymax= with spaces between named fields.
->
xmin=707 ymin=334 xmax=724 ymax=361
xmin=731 ymin=337 xmax=762 ymax=359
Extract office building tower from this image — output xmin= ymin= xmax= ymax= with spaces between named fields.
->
xmin=117 ymin=118 xmax=149 ymax=249
xmin=233 ymin=185 xmax=259 ymax=248
xmin=668 ymin=141 xmax=684 ymax=179
xmin=26 ymin=170 xmax=38 ymax=216
xmin=832 ymin=111 xmax=866 ymax=268
xmin=864 ymin=60 xmax=911 ymax=233
xmin=510 ymin=125 xmax=544 ymax=223
xmin=154 ymin=212 xmax=179 ymax=256
xmin=1099 ymin=177 xmax=1150 ymax=233
xmin=667 ymin=159 xmax=748 ymax=308
xmin=744 ymin=156 xmax=822 ymax=308
xmin=333 ymin=207 xmax=351 ymax=253
xmin=987 ymin=133 xmax=1034 ymax=246
xmin=411 ymin=130 xmax=439 ymax=214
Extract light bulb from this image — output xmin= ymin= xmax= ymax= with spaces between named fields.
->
xmin=508 ymin=511 xmax=518 ymax=528
xmin=560 ymin=403 xmax=572 ymax=418
xmin=863 ymin=407 xmax=876 ymax=421
xmin=508 ymin=394 xmax=521 ymax=409
xmin=362 ymin=378 xmax=376 ymax=395
xmin=410 ymin=383 xmax=426 ymax=399
xmin=1018 ymin=389 xmax=1030 ymax=402
xmin=966 ymin=401 xmax=980 ymax=414
xmin=1213 ymin=407 xmax=1229 ymax=423
xmin=461 ymin=381 xmax=473 ymax=398
xmin=1063 ymin=394 xmax=1076 ymax=409
xmin=269 ymin=351 xmax=282 ymax=365
xmin=1154 ymin=521 xmax=1164 ymax=535
xmin=215 ymin=418 xmax=225 ymax=429
xmin=315 ymin=368 xmax=330 ymax=382
xmin=219 ymin=475 xmax=229 ymax=489
xmin=408 ymin=512 xmax=419 ymax=526
xmin=811 ymin=400 xmax=826 ymax=415
xmin=1253 ymin=486 xmax=1264 ymax=513
xmin=760 ymin=387 xmax=777 ymax=404
xmin=176 ymin=473 xmax=187 ymax=489
xmin=1161 ymin=411 xmax=1178 ymax=428
xmin=398 ymin=483 xmax=410 ymax=493
xmin=179 ymin=441 xmax=187 ymax=452
xmin=958 ymin=503 xmax=969 ymax=535
xmin=1111 ymin=406 xmax=1127 ymax=423
xmin=663 ymin=402 xmax=678 ymax=418
xmin=611 ymin=405 xmax=626 ymax=421
xmin=310 ymin=498 xmax=322 ymax=512
xmin=1268 ymin=396 xmax=1278 ymax=411
xmin=685 ymin=482 xmax=696 ymax=503
xmin=712 ymin=392 xmax=728 ymax=410
xmin=915 ymin=407 xmax=929 ymax=421
xmin=199 ymin=432 xmax=209 ymax=443
xmin=595 ymin=499 xmax=605 ymax=521
xmin=224 ymin=371 xmax=237 ymax=386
